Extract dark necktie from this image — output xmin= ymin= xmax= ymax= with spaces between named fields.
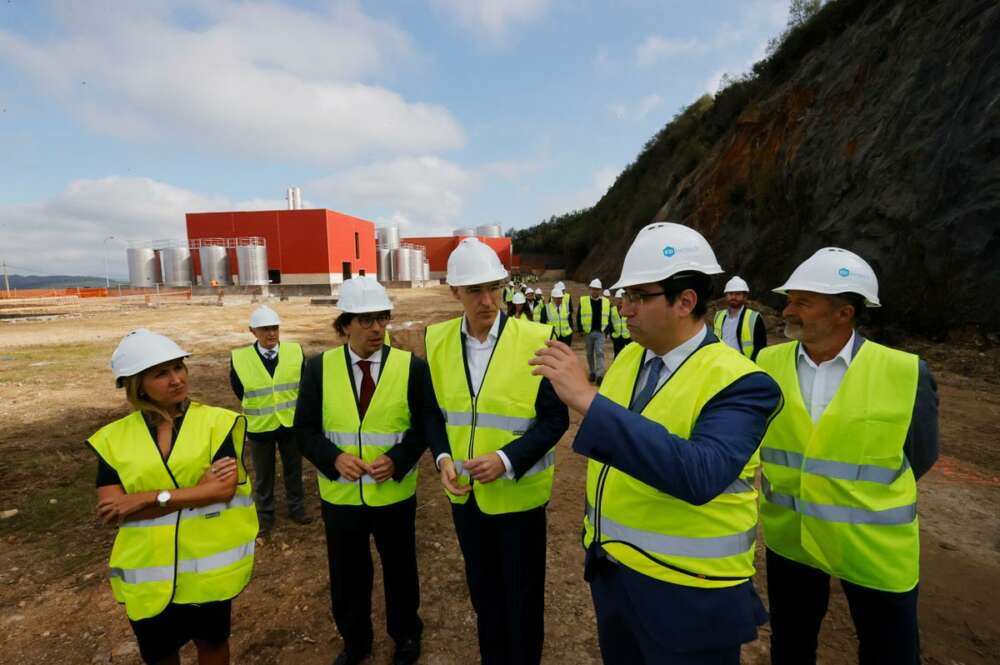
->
xmin=357 ymin=360 xmax=375 ymax=419
xmin=631 ymin=357 xmax=664 ymax=413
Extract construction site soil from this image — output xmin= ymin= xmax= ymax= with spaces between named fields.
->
xmin=0 ymin=285 xmax=997 ymax=664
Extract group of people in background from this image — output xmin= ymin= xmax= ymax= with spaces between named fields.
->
xmin=88 ymin=223 xmax=937 ymax=665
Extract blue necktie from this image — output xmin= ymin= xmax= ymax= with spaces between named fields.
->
xmin=631 ymin=357 xmax=664 ymax=413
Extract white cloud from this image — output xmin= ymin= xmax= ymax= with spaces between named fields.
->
xmin=636 ymin=36 xmax=708 ymax=67
xmin=431 ymin=0 xmax=551 ymax=44
xmin=308 ymin=156 xmax=480 ymax=234
xmin=478 ymin=158 xmax=546 ymax=180
xmin=607 ymin=94 xmax=663 ymax=121
xmin=0 ymin=1 xmax=464 ymax=166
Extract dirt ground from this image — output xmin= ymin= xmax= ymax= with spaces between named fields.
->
xmin=0 ymin=285 xmax=998 ymax=665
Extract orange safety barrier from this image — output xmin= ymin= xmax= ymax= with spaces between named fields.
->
xmin=0 ymin=287 xmax=192 ymax=300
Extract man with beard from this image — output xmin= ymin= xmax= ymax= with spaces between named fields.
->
xmin=712 ymin=276 xmax=767 ymax=361
xmin=756 ymin=248 xmax=939 ymax=665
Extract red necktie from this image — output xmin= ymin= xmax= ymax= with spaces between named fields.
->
xmin=357 ymin=360 xmax=375 ymax=419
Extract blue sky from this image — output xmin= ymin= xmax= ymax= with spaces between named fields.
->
xmin=1 ymin=0 xmax=790 ymax=278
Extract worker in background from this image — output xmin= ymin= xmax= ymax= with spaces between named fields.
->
xmin=713 ymin=276 xmax=768 ymax=361
xmin=425 ymin=238 xmax=569 ymax=665
xmin=576 ymin=278 xmax=611 ymax=384
xmin=543 ymin=285 xmax=574 ymax=345
xmin=530 ymin=222 xmax=783 ymax=665
xmin=528 ymin=288 xmax=545 ymax=322
xmin=553 ymin=280 xmax=572 ymax=314
xmin=230 ymin=305 xmax=310 ymax=537
xmin=90 ymin=329 xmax=257 ymax=665
xmin=525 ymin=287 xmax=537 ymax=315
xmin=502 ymin=281 xmax=515 ymax=306
xmin=295 ymin=276 xmax=433 ymax=665
xmin=757 ymin=248 xmax=938 ymax=665
xmin=608 ymin=288 xmax=631 ymax=357
xmin=508 ymin=290 xmax=529 ymax=319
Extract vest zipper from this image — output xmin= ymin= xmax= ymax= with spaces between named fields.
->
xmin=467 ymin=394 xmax=478 ymax=488
xmin=593 ymin=463 xmax=611 ymax=543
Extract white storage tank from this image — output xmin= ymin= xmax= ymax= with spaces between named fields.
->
xmin=423 ymin=259 xmax=430 ymax=282
xmin=476 ymin=224 xmax=502 ymax=237
xmin=453 ymin=227 xmax=476 ymax=237
xmin=236 ymin=244 xmax=269 ymax=286
xmin=199 ymin=245 xmax=231 ymax=286
xmin=377 ymin=248 xmax=393 ymax=282
xmin=377 ymin=226 xmax=400 ymax=250
xmin=393 ymin=247 xmax=412 ymax=282
xmin=408 ymin=246 xmax=424 ymax=283
xmin=159 ymin=247 xmax=193 ymax=287
xmin=127 ymin=247 xmax=162 ymax=287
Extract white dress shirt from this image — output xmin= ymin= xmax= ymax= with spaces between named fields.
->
xmin=637 ymin=324 xmax=708 ymax=394
xmin=436 ymin=313 xmax=515 ymax=477
xmin=346 ymin=344 xmax=382 ymax=397
xmin=796 ymin=331 xmax=855 ymax=422
xmin=257 ymin=341 xmax=279 ymax=361
xmin=721 ymin=307 xmax=743 ymax=352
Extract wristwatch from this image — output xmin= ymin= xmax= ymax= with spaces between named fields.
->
xmin=156 ymin=490 xmax=172 ymax=507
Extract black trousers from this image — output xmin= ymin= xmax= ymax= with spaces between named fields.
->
xmin=451 ymin=494 xmax=546 ymax=665
xmin=611 ymin=336 xmax=628 ymax=357
xmin=248 ymin=428 xmax=305 ymax=525
xmin=321 ymin=498 xmax=423 ymax=651
xmin=766 ymin=548 xmax=920 ymax=665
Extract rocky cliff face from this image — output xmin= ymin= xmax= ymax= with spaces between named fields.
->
xmin=572 ymin=0 xmax=1000 ymax=336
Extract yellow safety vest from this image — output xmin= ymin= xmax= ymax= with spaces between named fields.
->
xmin=502 ymin=286 xmax=514 ymax=303
xmin=757 ymin=340 xmax=920 ymax=592
xmin=579 ymin=296 xmax=610 ymax=332
xmin=231 ymin=342 xmax=303 ymax=433
xmin=526 ymin=302 xmax=543 ymax=322
xmin=545 ymin=300 xmax=573 ymax=337
xmin=88 ymin=404 xmax=257 ymax=620
xmin=713 ymin=309 xmax=759 ymax=359
xmin=609 ymin=305 xmax=631 ymax=340
xmin=318 ymin=345 xmax=418 ymax=507
xmin=426 ymin=316 xmax=554 ymax=515
xmin=583 ymin=341 xmax=762 ymax=588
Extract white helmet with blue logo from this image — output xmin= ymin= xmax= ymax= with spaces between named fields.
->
xmin=773 ymin=247 xmax=880 ymax=307
xmin=611 ymin=222 xmax=723 ymax=290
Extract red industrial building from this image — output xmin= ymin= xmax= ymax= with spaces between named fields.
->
xmin=186 ymin=209 xmax=376 ymax=286
xmin=401 ymin=236 xmax=512 ymax=279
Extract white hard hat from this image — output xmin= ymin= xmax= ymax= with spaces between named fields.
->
xmin=508 ymin=280 xmax=514 ymax=286
xmin=111 ymin=328 xmax=190 ymax=387
xmin=589 ymin=278 xmax=602 ymax=289
xmin=611 ymin=222 xmax=723 ymax=290
xmin=554 ymin=281 xmax=565 ymax=290
xmin=602 ymin=289 xmax=611 ymax=297
xmin=447 ymin=238 xmax=509 ymax=287
xmin=614 ymin=288 xmax=625 ymax=298
xmin=773 ymin=247 xmax=880 ymax=307
xmin=512 ymin=291 xmax=526 ymax=305
xmin=337 ymin=276 xmax=394 ymax=313
xmin=534 ymin=288 xmax=543 ymax=295
xmin=724 ymin=276 xmax=750 ymax=293
xmin=249 ymin=305 xmax=281 ymax=328
xmin=551 ymin=287 xmax=565 ymax=298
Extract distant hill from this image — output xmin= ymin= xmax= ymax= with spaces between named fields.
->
xmin=6 ymin=274 xmax=125 ymax=289
xmin=514 ymin=0 xmax=1000 ymax=336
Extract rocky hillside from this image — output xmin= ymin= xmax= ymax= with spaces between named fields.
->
xmin=516 ymin=0 xmax=1000 ymax=337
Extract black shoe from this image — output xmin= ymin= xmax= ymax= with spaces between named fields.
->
xmin=257 ymin=521 xmax=274 ymax=541
xmin=393 ymin=638 xmax=421 ymax=665
xmin=333 ymin=647 xmax=371 ymax=665
xmin=589 ymin=372 xmax=596 ymax=383
xmin=289 ymin=512 xmax=313 ymax=525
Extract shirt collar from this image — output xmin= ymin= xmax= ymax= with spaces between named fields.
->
xmin=461 ymin=311 xmax=501 ymax=344
xmin=347 ymin=344 xmax=382 ymax=366
xmin=644 ymin=324 xmax=708 ymax=374
xmin=257 ymin=341 xmax=279 ymax=357
xmin=797 ymin=330 xmax=856 ymax=370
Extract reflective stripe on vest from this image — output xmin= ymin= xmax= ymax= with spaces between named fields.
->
xmin=757 ymin=339 xmax=920 ymax=592
xmin=610 ymin=305 xmax=631 ymax=339
xmin=545 ymin=300 xmax=573 ymax=337
xmin=713 ymin=309 xmax=757 ymax=359
xmin=88 ymin=404 xmax=257 ymax=620
xmin=232 ymin=342 xmax=303 ymax=433
xmin=426 ymin=315 xmax=555 ymax=515
xmin=583 ymin=340 xmax=763 ymax=589
xmin=319 ymin=345 xmax=416 ymax=507
xmin=579 ymin=296 xmax=610 ymax=332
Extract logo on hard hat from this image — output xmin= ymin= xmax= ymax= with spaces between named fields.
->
xmin=838 ymin=267 xmax=850 ymax=278
xmin=662 ymin=246 xmax=675 ymax=257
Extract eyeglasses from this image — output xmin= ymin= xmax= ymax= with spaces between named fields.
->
xmin=356 ymin=312 xmax=391 ymax=328
xmin=621 ymin=290 xmax=666 ymax=305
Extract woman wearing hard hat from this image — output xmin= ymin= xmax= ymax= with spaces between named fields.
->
xmin=531 ymin=222 xmax=782 ymax=664
xmin=88 ymin=329 xmax=257 ymax=665
xmin=295 ymin=276 xmax=436 ymax=665
xmin=508 ymin=290 xmax=530 ymax=319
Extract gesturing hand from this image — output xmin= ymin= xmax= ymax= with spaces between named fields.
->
xmin=529 ymin=339 xmax=599 ymax=415
xmin=463 ymin=453 xmax=506 ymax=483
xmin=438 ymin=457 xmax=471 ymax=496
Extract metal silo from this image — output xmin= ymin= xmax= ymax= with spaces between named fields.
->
xmin=377 ymin=226 xmax=400 ymax=250
xmin=236 ymin=244 xmax=269 ymax=286
xmin=199 ymin=245 xmax=231 ymax=286
xmin=476 ymin=224 xmax=502 ymax=237
xmin=393 ymin=246 xmax=412 ymax=282
xmin=453 ymin=227 xmax=476 ymax=237
xmin=408 ymin=245 xmax=424 ymax=282
xmin=127 ymin=247 xmax=161 ymax=287
xmin=159 ymin=247 xmax=193 ymax=287
xmin=377 ymin=248 xmax=393 ymax=282
xmin=423 ymin=259 xmax=430 ymax=282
